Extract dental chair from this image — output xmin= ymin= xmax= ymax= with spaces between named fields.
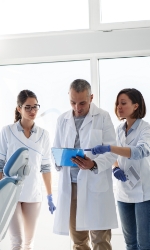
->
xmin=0 ymin=147 xmax=29 ymax=242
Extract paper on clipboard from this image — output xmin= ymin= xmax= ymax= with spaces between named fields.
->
xmin=51 ymin=147 xmax=85 ymax=167
xmin=125 ymin=166 xmax=140 ymax=189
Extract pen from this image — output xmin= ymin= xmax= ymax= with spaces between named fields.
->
xmin=84 ymin=148 xmax=92 ymax=151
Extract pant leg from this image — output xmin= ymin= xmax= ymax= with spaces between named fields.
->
xmin=135 ymin=200 xmax=150 ymax=250
xmin=117 ymin=201 xmax=138 ymax=250
xmin=9 ymin=202 xmax=24 ymax=250
xmin=70 ymin=183 xmax=91 ymax=250
xmin=90 ymin=230 xmax=112 ymax=250
xmin=9 ymin=202 xmax=41 ymax=250
xmin=22 ymin=202 xmax=41 ymax=250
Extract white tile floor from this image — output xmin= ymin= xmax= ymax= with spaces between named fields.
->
xmin=0 ymin=189 xmax=126 ymax=250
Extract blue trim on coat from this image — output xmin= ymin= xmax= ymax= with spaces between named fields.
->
xmin=0 ymin=152 xmax=6 ymax=157
xmin=8 ymin=126 xmax=43 ymax=156
xmin=35 ymin=129 xmax=44 ymax=143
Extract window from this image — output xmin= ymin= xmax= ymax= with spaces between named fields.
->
xmin=99 ymin=56 xmax=150 ymax=238
xmin=90 ymin=0 xmax=150 ymax=30
xmin=0 ymin=60 xmax=90 ymax=250
xmin=100 ymin=0 xmax=150 ymax=23
xmin=0 ymin=0 xmax=89 ymax=35
xmin=0 ymin=60 xmax=90 ymax=141
xmin=99 ymin=56 xmax=150 ymax=129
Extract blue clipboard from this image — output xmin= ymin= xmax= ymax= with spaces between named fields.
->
xmin=51 ymin=147 xmax=84 ymax=167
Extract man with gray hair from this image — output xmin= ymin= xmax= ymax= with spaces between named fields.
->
xmin=53 ymin=79 xmax=118 ymax=250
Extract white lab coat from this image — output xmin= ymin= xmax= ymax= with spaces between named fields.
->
xmin=116 ymin=119 xmax=150 ymax=203
xmin=53 ymin=103 xmax=118 ymax=235
xmin=0 ymin=123 xmax=51 ymax=202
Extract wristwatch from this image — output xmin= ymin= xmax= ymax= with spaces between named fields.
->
xmin=90 ymin=161 xmax=98 ymax=171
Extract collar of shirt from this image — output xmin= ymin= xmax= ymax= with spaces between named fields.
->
xmin=16 ymin=120 xmax=37 ymax=133
xmin=73 ymin=115 xmax=86 ymax=120
xmin=122 ymin=119 xmax=141 ymax=136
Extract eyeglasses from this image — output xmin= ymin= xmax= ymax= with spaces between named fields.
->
xmin=20 ymin=104 xmax=40 ymax=112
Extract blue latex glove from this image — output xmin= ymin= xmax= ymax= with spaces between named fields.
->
xmin=91 ymin=145 xmax=111 ymax=155
xmin=47 ymin=194 xmax=56 ymax=214
xmin=113 ymin=167 xmax=127 ymax=182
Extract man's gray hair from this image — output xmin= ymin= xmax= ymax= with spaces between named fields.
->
xmin=69 ymin=79 xmax=91 ymax=95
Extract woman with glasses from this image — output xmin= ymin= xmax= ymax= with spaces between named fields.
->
xmin=87 ymin=88 xmax=150 ymax=250
xmin=0 ymin=89 xmax=56 ymax=250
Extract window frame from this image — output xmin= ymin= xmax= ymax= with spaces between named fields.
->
xmin=89 ymin=0 xmax=150 ymax=31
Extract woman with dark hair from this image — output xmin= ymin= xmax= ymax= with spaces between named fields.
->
xmin=87 ymin=88 xmax=150 ymax=250
xmin=0 ymin=90 xmax=56 ymax=250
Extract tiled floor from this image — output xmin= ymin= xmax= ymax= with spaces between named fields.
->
xmin=1 ymin=188 xmax=126 ymax=250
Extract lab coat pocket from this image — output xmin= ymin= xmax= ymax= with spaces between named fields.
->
xmin=89 ymin=129 xmax=102 ymax=148
xmin=88 ymin=171 xmax=109 ymax=193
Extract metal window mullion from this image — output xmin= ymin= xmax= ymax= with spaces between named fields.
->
xmin=90 ymin=57 xmax=99 ymax=107
xmin=88 ymin=0 xmax=100 ymax=30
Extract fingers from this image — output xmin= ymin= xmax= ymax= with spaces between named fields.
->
xmin=72 ymin=158 xmax=85 ymax=169
xmin=49 ymin=207 xmax=53 ymax=214
xmin=91 ymin=148 xmax=96 ymax=155
xmin=49 ymin=205 xmax=56 ymax=214
xmin=71 ymin=156 xmax=94 ymax=170
xmin=71 ymin=156 xmax=87 ymax=169
xmin=72 ymin=156 xmax=84 ymax=164
xmin=119 ymin=173 xmax=127 ymax=182
xmin=122 ymin=176 xmax=127 ymax=182
xmin=117 ymin=173 xmax=127 ymax=182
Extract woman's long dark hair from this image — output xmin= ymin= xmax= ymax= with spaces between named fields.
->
xmin=14 ymin=90 xmax=38 ymax=123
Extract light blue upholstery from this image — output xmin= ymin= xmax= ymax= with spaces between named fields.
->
xmin=0 ymin=147 xmax=29 ymax=242
xmin=0 ymin=177 xmax=17 ymax=189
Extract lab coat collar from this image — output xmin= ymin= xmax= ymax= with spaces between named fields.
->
xmin=64 ymin=111 xmax=76 ymax=131
xmin=81 ymin=103 xmax=100 ymax=128
xmin=64 ymin=103 xmax=100 ymax=129
xmin=17 ymin=120 xmax=37 ymax=133
xmin=119 ymin=119 xmax=142 ymax=145
xmin=122 ymin=119 xmax=141 ymax=135
xmin=89 ymin=102 xmax=101 ymax=116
